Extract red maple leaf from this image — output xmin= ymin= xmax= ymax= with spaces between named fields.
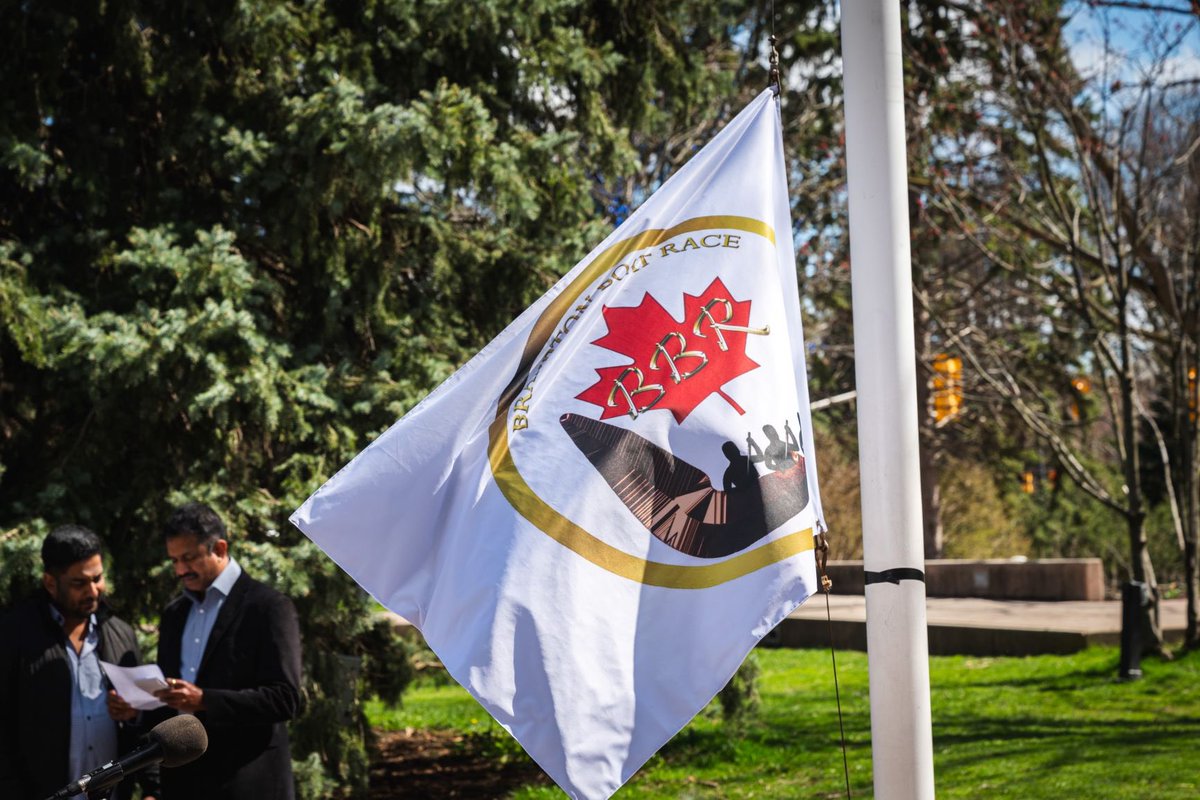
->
xmin=576 ymin=277 xmax=766 ymax=423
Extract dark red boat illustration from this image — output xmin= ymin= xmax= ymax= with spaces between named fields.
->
xmin=559 ymin=413 xmax=809 ymax=559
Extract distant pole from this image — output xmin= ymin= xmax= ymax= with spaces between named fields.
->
xmin=840 ymin=3 xmax=936 ymax=799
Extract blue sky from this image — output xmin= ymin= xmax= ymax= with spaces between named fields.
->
xmin=1065 ymin=2 xmax=1200 ymax=90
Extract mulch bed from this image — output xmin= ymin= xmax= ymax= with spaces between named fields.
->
xmin=369 ymin=728 xmax=552 ymax=799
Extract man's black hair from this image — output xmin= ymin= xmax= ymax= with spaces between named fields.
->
xmin=42 ymin=524 xmax=103 ymax=574
xmin=163 ymin=502 xmax=227 ymax=549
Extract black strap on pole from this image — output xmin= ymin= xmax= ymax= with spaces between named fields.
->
xmin=864 ymin=567 xmax=926 ymax=586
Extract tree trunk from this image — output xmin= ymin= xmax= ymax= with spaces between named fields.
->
xmin=1179 ymin=356 xmax=1198 ymax=649
xmin=911 ymin=227 xmax=943 ymax=560
xmin=915 ymin=319 xmax=943 ymax=558
xmin=920 ymin=453 xmax=943 ymax=559
xmin=1118 ymin=274 xmax=1163 ymax=654
xmin=914 ymin=327 xmax=943 ymax=559
xmin=1178 ymin=431 xmax=1199 ymax=650
xmin=1186 ymin=537 xmax=1199 ymax=649
xmin=1130 ymin=522 xmax=1165 ymax=654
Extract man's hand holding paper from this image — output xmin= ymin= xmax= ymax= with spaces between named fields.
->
xmin=100 ymin=661 xmax=168 ymax=711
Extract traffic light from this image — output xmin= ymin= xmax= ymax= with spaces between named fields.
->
xmin=1019 ymin=463 xmax=1056 ymax=494
xmin=1189 ymin=367 xmax=1197 ymax=423
xmin=1069 ymin=376 xmax=1091 ymax=420
xmin=931 ymin=354 xmax=963 ymax=424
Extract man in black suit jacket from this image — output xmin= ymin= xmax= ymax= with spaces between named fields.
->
xmin=114 ymin=503 xmax=302 ymax=800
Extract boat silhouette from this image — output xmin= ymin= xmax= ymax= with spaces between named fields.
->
xmin=559 ymin=413 xmax=809 ymax=558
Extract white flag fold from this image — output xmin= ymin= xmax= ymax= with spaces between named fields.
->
xmin=292 ymin=88 xmax=825 ymax=799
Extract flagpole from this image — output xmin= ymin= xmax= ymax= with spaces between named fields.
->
xmin=839 ymin=3 xmax=936 ymax=799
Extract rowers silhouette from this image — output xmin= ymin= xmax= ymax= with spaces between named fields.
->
xmin=560 ymin=413 xmax=809 ymax=558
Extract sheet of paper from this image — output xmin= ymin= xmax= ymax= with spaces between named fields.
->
xmin=100 ymin=661 xmax=168 ymax=710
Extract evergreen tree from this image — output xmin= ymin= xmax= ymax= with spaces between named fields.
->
xmin=1 ymin=1 xmax=818 ymax=793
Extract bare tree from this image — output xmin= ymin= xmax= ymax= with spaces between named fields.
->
xmin=916 ymin=0 xmax=1200 ymax=652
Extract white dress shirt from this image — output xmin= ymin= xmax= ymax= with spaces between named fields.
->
xmin=179 ymin=558 xmax=243 ymax=682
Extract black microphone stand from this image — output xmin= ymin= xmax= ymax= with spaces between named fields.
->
xmin=44 ymin=761 xmax=124 ymax=800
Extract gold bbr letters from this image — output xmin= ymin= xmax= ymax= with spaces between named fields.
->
xmin=607 ymin=367 xmax=666 ymax=419
xmin=650 ymin=332 xmax=708 ymax=384
xmin=693 ymin=298 xmax=770 ymax=352
xmin=608 ymin=295 xmax=770 ymax=419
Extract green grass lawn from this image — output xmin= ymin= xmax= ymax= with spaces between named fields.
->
xmin=366 ymin=646 xmax=1200 ymax=798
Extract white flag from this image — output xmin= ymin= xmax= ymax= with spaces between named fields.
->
xmin=291 ymin=88 xmax=826 ymax=799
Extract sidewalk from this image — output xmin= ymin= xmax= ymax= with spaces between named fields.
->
xmin=771 ymin=595 xmax=1190 ymax=655
xmin=385 ymin=596 xmax=1189 ymax=657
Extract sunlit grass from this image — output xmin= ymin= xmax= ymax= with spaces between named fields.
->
xmin=366 ymin=645 xmax=1200 ymax=798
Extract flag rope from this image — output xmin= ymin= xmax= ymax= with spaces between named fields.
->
xmin=769 ymin=22 xmax=849 ymax=793
xmin=815 ymin=531 xmax=853 ymax=799
xmin=768 ymin=35 xmax=780 ymax=96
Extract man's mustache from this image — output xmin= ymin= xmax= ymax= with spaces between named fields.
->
xmin=179 ymin=572 xmax=199 ymax=581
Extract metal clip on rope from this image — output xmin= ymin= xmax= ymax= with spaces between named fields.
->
xmin=814 ymin=529 xmax=832 ymax=593
xmin=768 ymin=34 xmax=781 ymax=95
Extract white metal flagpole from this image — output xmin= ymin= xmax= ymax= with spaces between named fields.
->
xmin=839 ymin=2 xmax=936 ymax=798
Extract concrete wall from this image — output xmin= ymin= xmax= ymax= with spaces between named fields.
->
xmin=764 ymin=616 xmax=1121 ymax=655
xmin=824 ymin=558 xmax=1105 ymax=601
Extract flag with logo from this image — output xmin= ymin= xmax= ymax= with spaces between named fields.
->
xmin=291 ymin=88 xmax=826 ymax=799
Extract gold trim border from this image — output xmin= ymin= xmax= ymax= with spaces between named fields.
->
xmin=487 ymin=215 xmax=814 ymax=589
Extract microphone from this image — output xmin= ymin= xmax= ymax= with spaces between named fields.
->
xmin=44 ymin=715 xmax=208 ymax=800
